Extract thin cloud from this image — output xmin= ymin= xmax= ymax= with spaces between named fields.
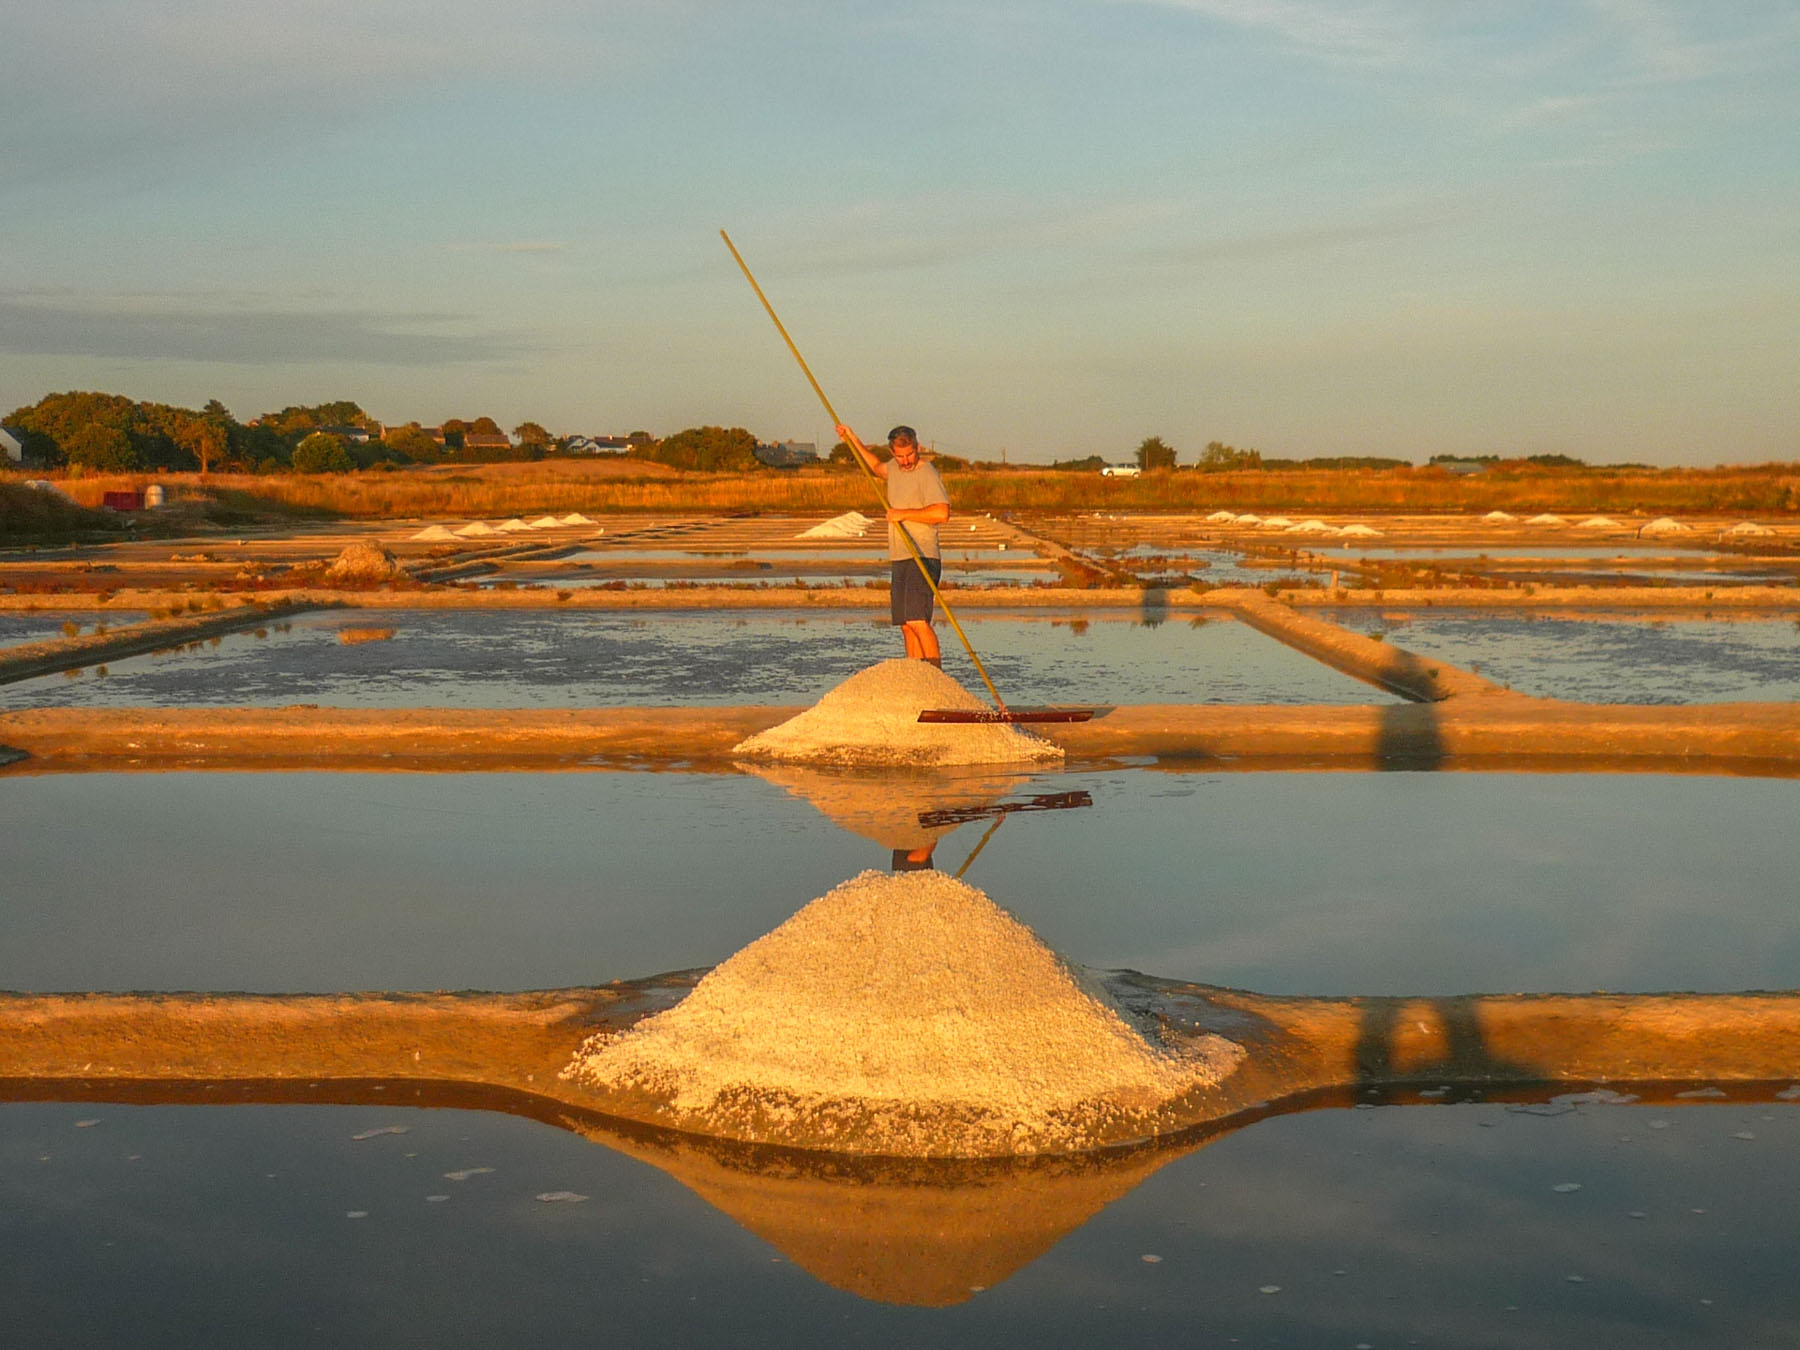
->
xmin=1139 ymin=211 xmax=1457 ymax=265
xmin=1116 ymin=0 xmax=1423 ymax=67
xmin=0 ymin=300 xmax=532 ymax=367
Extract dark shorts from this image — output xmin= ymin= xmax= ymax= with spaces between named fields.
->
xmin=890 ymin=557 xmax=942 ymax=625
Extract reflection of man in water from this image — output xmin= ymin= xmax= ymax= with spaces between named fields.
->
xmin=835 ymin=422 xmax=950 ymax=667
xmin=891 ymin=843 xmax=937 ymax=873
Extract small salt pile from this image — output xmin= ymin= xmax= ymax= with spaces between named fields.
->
xmin=1483 ymin=510 xmax=1517 ymax=523
xmin=1638 ymin=517 xmax=1690 ymax=536
xmin=1527 ymin=513 xmax=1567 ymax=527
xmin=733 ymin=659 xmax=1061 ymax=767
xmin=562 ymin=870 xmax=1242 ymax=1155
xmin=560 ymin=513 xmax=596 ymax=527
xmin=1576 ymin=515 xmax=1621 ymax=530
xmin=455 ymin=521 xmax=496 ymax=536
xmin=410 ymin=525 xmax=458 ymax=542
xmin=496 ymin=517 xmax=533 ymax=532
xmin=798 ymin=511 xmax=874 ymax=540
xmin=527 ymin=515 xmax=562 ymax=529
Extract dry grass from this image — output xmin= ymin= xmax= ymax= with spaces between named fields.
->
xmin=13 ymin=459 xmax=1799 ymax=522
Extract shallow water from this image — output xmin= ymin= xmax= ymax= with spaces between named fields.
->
xmin=0 ymin=610 xmax=1390 ymax=710
xmin=0 ymin=612 xmax=145 ymax=647
xmin=1333 ymin=609 xmax=1800 ymax=703
xmin=4 ymin=769 xmax=1795 ymax=995
xmin=1097 ymin=544 xmax=1323 ymax=586
xmin=5 ymin=1096 xmax=1796 ymax=1347
xmin=5 ymin=765 xmax=1799 ymax=1344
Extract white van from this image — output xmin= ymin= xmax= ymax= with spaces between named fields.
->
xmin=1100 ymin=464 xmax=1142 ymax=478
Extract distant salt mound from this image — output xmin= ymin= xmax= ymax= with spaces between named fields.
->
xmin=562 ymin=869 xmax=1243 ymax=1155
xmin=410 ymin=525 xmax=458 ymax=542
xmin=734 ymin=659 xmax=1062 ymax=768
xmin=1483 ymin=510 xmax=1517 ymax=523
xmin=1576 ymin=516 xmax=1622 ymax=530
xmin=1259 ymin=516 xmax=1294 ymax=530
xmin=1526 ymin=513 xmax=1566 ymax=527
xmin=528 ymin=515 xmax=562 ymax=529
xmin=560 ymin=513 xmax=597 ymax=527
xmin=798 ymin=511 xmax=874 ymax=540
xmin=1336 ymin=523 xmax=1382 ymax=538
xmin=324 ymin=541 xmax=402 ymax=584
xmin=1205 ymin=510 xmax=1237 ymax=523
xmin=496 ymin=517 xmax=533 ymax=532
xmin=1724 ymin=521 xmax=1774 ymax=537
xmin=1283 ymin=518 xmax=1333 ymax=534
xmin=1638 ymin=517 xmax=1690 ymax=537
xmin=455 ymin=521 xmax=496 ymax=537
xmin=1234 ymin=513 xmax=1262 ymax=525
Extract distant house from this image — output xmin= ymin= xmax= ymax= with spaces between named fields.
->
xmin=462 ymin=433 xmax=513 ymax=452
xmin=316 ymin=424 xmax=374 ymax=444
xmin=0 ymin=425 xmax=26 ymax=465
xmin=566 ymin=435 xmax=632 ymax=454
xmin=754 ymin=440 xmax=820 ymax=469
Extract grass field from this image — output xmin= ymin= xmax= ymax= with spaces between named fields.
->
xmin=5 ymin=459 xmax=1798 ymax=536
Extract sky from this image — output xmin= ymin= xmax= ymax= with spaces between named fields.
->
xmin=3 ymin=0 xmax=1797 ymax=466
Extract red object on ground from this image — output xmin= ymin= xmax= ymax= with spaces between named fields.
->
xmin=101 ymin=490 xmax=144 ymax=511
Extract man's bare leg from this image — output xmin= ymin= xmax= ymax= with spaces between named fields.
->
xmin=906 ymin=620 xmax=941 ymax=666
xmin=901 ymin=624 xmax=923 ymax=660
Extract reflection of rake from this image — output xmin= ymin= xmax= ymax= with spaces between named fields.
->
xmin=918 ymin=790 xmax=1094 ymax=829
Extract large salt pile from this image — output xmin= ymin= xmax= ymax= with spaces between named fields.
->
xmin=562 ymin=870 xmax=1242 ymax=1155
xmin=733 ymin=659 xmax=1062 ymax=767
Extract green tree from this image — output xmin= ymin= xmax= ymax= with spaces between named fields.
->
xmin=63 ymin=423 xmax=137 ymax=470
xmin=1198 ymin=440 xmax=1262 ymax=472
xmin=469 ymin=415 xmax=503 ymax=436
xmin=1136 ymin=435 xmax=1177 ymax=470
xmin=385 ymin=424 xmax=444 ymax=463
xmin=292 ymin=432 xmax=355 ymax=473
xmin=634 ymin=426 xmax=761 ymax=472
xmin=513 ymin=421 xmax=550 ymax=447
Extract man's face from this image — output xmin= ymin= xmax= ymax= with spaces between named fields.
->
xmin=890 ymin=438 xmax=919 ymax=467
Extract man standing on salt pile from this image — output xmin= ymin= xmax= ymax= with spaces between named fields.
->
xmin=835 ymin=423 xmax=950 ymax=666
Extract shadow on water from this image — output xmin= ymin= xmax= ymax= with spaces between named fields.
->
xmin=1136 ymin=586 xmax=1169 ymax=629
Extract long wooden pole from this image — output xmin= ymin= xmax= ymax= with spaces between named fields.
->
xmin=720 ymin=229 xmax=1009 ymax=713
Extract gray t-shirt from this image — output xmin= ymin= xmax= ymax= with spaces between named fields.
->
xmin=885 ymin=458 xmax=950 ymax=560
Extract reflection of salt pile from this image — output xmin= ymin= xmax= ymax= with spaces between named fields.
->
xmin=798 ymin=511 xmax=873 ymax=539
xmin=563 ymin=870 xmax=1242 ymax=1156
xmin=733 ymin=659 xmax=1061 ymax=767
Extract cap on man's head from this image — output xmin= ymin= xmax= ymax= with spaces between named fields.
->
xmin=887 ymin=425 xmax=918 ymax=448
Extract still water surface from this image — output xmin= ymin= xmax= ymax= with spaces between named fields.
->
xmin=5 ymin=768 xmax=1798 ymax=1345
xmin=1334 ymin=609 xmax=1800 ymax=703
xmin=0 ymin=610 xmax=1391 ymax=710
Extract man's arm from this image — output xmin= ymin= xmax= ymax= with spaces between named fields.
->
xmin=887 ymin=501 xmax=951 ymax=526
xmin=834 ymin=424 xmax=887 ymax=480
